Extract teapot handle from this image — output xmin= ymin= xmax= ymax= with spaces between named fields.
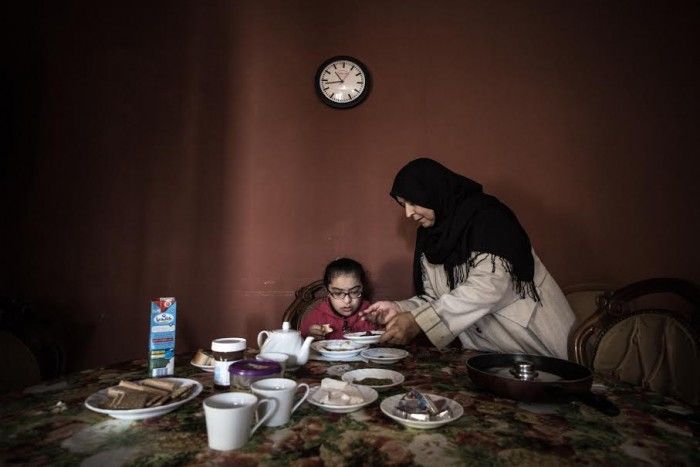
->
xmin=257 ymin=330 xmax=269 ymax=349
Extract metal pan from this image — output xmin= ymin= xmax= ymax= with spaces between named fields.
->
xmin=466 ymin=353 xmax=619 ymax=416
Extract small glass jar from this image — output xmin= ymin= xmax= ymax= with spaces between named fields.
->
xmin=228 ymin=359 xmax=282 ymax=390
xmin=212 ymin=338 xmax=246 ymax=390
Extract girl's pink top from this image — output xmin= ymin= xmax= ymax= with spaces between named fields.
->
xmin=299 ymin=298 xmax=377 ymax=340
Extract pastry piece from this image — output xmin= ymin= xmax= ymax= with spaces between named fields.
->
xmin=142 ymin=378 xmax=178 ymax=392
xmin=321 ymin=324 xmax=333 ymax=335
xmin=106 ymin=387 xmax=151 ymax=409
xmin=118 ymin=380 xmax=169 ymax=397
xmin=192 ymin=349 xmax=213 ymax=366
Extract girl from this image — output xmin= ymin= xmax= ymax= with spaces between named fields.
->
xmin=300 ymin=258 xmax=377 ymax=340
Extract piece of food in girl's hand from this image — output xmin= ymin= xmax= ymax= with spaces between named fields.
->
xmin=322 ymin=324 xmax=333 ymax=334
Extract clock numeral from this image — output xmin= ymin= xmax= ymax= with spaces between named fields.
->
xmin=357 ymin=82 xmax=363 ymax=85
xmin=353 ymin=89 xmax=359 ymax=94
xmin=347 ymin=93 xmax=352 ymax=100
xmin=355 ymin=72 xmax=362 ymax=77
xmin=323 ymin=87 xmax=329 ymax=91
xmin=350 ymin=65 xmax=355 ymax=70
xmin=324 ymin=70 xmax=330 ymax=74
xmin=332 ymin=64 xmax=337 ymax=69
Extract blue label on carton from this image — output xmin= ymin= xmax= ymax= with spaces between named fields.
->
xmin=149 ymin=297 xmax=176 ymax=377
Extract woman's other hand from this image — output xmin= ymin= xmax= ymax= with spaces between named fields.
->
xmin=380 ymin=313 xmax=422 ymax=345
xmin=308 ymin=324 xmax=330 ymax=339
xmin=359 ymin=301 xmax=401 ymax=325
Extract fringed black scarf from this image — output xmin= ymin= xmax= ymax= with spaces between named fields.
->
xmin=390 ymin=158 xmax=540 ymax=302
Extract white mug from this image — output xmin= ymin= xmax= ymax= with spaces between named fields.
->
xmin=203 ymin=392 xmax=276 ymax=451
xmin=256 ymin=352 xmax=290 ymax=373
xmin=250 ymin=378 xmax=310 ymax=427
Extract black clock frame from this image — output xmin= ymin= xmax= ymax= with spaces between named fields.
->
xmin=315 ymin=55 xmax=371 ymax=109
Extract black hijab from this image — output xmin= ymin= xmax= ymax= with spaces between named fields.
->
xmin=390 ymin=158 xmax=540 ymax=302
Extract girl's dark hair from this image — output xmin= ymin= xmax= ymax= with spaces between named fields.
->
xmin=323 ymin=258 xmax=372 ymax=299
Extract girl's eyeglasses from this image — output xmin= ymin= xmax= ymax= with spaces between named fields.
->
xmin=328 ymin=288 xmax=362 ymax=300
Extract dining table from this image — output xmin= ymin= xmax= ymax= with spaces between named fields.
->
xmin=1 ymin=346 xmax=698 ymax=466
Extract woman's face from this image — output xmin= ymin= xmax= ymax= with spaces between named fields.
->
xmin=327 ymin=273 xmax=363 ymax=316
xmin=395 ymin=196 xmax=435 ymax=228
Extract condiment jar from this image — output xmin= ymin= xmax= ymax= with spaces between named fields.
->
xmin=212 ymin=338 xmax=246 ymax=390
xmin=228 ymin=359 xmax=282 ymax=390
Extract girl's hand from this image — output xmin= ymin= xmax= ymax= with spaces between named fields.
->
xmin=308 ymin=324 xmax=331 ymax=339
xmin=359 ymin=301 xmax=401 ymax=325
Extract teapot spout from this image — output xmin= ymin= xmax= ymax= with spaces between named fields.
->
xmin=293 ymin=336 xmax=315 ymax=366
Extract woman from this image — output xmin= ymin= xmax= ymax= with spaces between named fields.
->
xmin=360 ymin=158 xmax=574 ymax=359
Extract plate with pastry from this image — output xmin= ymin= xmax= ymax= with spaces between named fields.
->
xmin=311 ymin=339 xmax=368 ymax=359
xmin=306 ymin=378 xmax=378 ymax=413
xmin=190 ymin=349 xmax=215 ymax=372
xmin=84 ymin=377 xmax=203 ymax=420
xmin=343 ymin=330 xmax=385 ymax=345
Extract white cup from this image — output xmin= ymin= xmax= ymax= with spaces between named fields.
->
xmin=203 ymin=392 xmax=276 ymax=451
xmin=256 ymin=352 xmax=290 ymax=373
xmin=250 ymin=377 xmax=310 ymax=427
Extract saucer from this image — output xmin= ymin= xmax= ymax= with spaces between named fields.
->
xmin=360 ymin=347 xmax=410 ymax=364
xmin=380 ymin=393 xmax=463 ymax=429
xmin=341 ymin=368 xmax=404 ymax=390
xmin=343 ymin=331 xmax=384 ymax=345
xmin=307 ymin=384 xmax=378 ymax=413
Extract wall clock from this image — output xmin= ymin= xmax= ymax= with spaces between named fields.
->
xmin=315 ymin=56 xmax=371 ymax=109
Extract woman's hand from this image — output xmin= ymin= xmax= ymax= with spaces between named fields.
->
xmin=359 ymin=301 xmax=402 ymax=325
xmin=381 ymin=313 xmax=422 ymax=345
xmin=308 ymin=324 xmax=330 ymax=339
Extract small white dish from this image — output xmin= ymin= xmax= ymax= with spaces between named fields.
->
xmin=311 ymin=340 xmax=368 ymax=359
xmin=341 ymin=368 xmax=404 ymax=391
xmin=343 ymin=331 xmax=384 ymax=345
xmin=360 ymin=347 xmax=409 ymax=364
xmin=306 ymin=384 xmax=378 ymax=413
xmin=190 ymin=361 xmax=214 ymax=373
xmin=84 ymin=378 xmax=203 ymax=420
xmin=380 ymin=393 xmax=463 ymax=429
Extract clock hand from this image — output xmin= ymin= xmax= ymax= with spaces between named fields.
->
xmin=325 ymin=80 xmax=343 ymax=84
xmin=334 ymin=71 xmax=345 ymax=83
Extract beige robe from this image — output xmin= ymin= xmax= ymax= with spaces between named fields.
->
xmin=395 ymin=251 xmax=575 ymax=359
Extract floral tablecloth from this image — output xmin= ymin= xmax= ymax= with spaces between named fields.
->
xmin=1 ymin=347 xmax=698 ymax=466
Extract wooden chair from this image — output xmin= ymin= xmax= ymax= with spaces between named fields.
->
xmin=282 ymin=280 xmax=327 ymax=330
xmin=563 ymin=282 xmax=616 ymax=329
xmin=569 ymin=278 xmax=700 ymax=406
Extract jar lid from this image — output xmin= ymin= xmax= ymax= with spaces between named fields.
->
xmin=228 ymin=359 xmax=281 ymax=377
xmin=211 ymin=338 xmax=247 ymax=353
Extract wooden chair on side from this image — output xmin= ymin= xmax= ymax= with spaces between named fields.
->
xmin=282 ymin=280 xmax=327 ymax=330
xmin=569 ymin=277 xmax=700 ymax=406
xmin=563 ymin=283 xmax=617 ymax=331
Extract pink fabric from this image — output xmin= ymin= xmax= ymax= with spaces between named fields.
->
xmin=300 ymin=299 xmax=377 ymax=340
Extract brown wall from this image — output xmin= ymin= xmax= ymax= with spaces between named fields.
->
xmin=3 ymin=1 xmax=699 ymax=372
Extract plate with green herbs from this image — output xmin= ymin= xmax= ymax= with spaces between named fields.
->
xmin=341 ymin=368 xmax=404 ymax=391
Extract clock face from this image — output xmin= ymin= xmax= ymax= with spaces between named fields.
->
xmin=315 ymin=56 xmax=371 ymax=109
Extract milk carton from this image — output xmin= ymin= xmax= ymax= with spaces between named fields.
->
xmin=148 ymin=297 xmax=177 ymax=377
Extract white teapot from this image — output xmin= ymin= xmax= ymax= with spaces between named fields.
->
xmin=257 ymin=321 xmax=314 ymax=367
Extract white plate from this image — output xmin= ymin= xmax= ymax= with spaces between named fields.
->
xmin=380 ymin=393 xmax=463 ymax=429
xmin=190 ymin=361 xmax=214 ymax=373
xmin=343 ymin=331 xmax=385 ymax=345
xmin=341 ymin=368 xmax=404 ymax=390
xmin=360 ymin=347 xmax=410 ymax=364
xmin=311 ymin=340 xmax=368 ymax=358
xmin=306 ymin=384 xmax=378 ymax=413
xmin=84 ymin=378 xmax=203 ymax=420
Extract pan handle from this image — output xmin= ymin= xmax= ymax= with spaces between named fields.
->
xmin=546 ymin=386 xmax=620 ymax=416
xmin=573 ymin=391 xmax=620 ymax=416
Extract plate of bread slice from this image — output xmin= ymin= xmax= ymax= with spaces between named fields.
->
xmin=84 ymin=377 xmax=203 ymax=420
